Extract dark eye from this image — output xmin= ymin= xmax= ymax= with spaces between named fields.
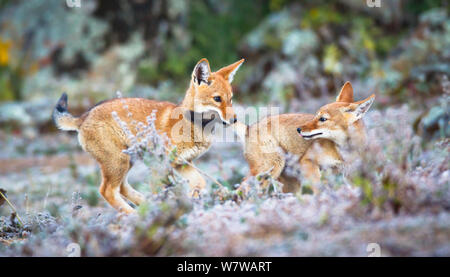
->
xmin=319 ymin=117 xmax=327 ymax=122
xmin=213 ymin=96 xmax=222 ymax=102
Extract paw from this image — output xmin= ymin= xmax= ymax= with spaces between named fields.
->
xmin=189 ymin=187 xmax=201 ymax=199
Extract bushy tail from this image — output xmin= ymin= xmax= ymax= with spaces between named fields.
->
xmin=52 ymin=93 xmax=82 ymax=131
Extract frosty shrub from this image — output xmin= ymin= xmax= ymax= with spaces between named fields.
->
xmin=111 ymin=96 xmax=189 ymax=198
xmin=342 ymin=106 xmax=449 ymax=217
xmin=1 ymin=100 xmax=449 ymax=256
xmin=236 ymin=168 xmax=285 ymax=202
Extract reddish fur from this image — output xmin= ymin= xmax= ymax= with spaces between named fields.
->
xmin=54 ymin=58 xmax=244 ymax=213
xmin=236 ymin=82 xmax=374 ymax=194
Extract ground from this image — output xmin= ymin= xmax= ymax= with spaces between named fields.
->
xmin=0 ymin=104 xmax=449 ymax=256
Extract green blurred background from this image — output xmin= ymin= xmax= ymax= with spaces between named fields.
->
xmin=0 ymin=0 xmax=448 ymax=137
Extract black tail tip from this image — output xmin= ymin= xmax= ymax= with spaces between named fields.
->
xmin=56 ymin=92 xmax=68 ymax=113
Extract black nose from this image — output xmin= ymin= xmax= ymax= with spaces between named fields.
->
xmin=231 ymin=117 xmax=237 ymax=124
xmin=297 ymin=127 xmax=302 ymax=133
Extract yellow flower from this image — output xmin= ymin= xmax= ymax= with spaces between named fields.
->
xmin=0 ymin=38 xmax=11 ymax=66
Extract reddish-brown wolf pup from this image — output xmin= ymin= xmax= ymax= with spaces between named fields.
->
xmin=53 ymin=58 xmax=244 ymax=213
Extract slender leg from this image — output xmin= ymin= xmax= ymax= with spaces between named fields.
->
xmin=82 ymin=127 xmax=137 ymax=214
xmin=248 ymin=151 xmax=285 ymax=180
xmin=299 ymin=157 xmax=321 ymax=194
xmin=99 ymin=162 xmax=136 ymax=214
xmin=120 ymin=162 xmax=145 ymax=205
xmin=176 ymin=164 xmax=206 ymax=198
xmin=120 ymin=179 xmax=145 ymax=206
xmin=278 ymin=173 xmax=301 ymax=193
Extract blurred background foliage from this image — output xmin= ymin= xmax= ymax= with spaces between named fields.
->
xmin=0 ymin=0 xmax=448 ymax=137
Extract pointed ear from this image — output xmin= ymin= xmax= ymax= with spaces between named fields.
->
xmin=349 ymin=94 xmax=375 ymax=122
xmin=336 ymin=81 xmax=354 ymax=103
xmin=216 ymin=59 xmax=245 ymax=84
xmin=192 ymin=58 xmax=211 ymax=85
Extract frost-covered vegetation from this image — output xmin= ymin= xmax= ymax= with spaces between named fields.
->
xmin=0 ymin=0 xmax=449 ymax=256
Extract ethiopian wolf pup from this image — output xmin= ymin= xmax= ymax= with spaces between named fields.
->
xmin=297 ymin=82 xmax=375 ymax=184
xmin=53 ymin=58 xmax=244 ymax=213
xmin=234 ymin=82 xmax=374 ymax=193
